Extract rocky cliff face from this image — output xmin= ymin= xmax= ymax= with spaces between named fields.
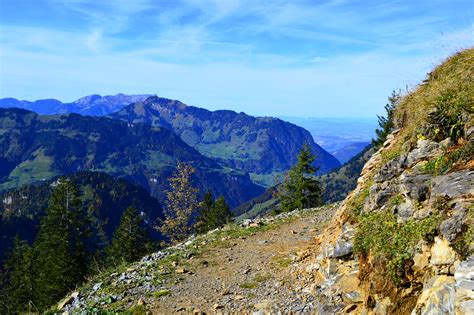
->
xmin=293 ymin=49 xmax=473 ymax=314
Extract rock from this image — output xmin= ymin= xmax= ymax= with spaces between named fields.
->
xmin=241 ymin=219 xmax=252 ymax=227
xmin=374 ymin=155 xmax=407 ymax=183
xmin=331 ymin=223 xmax=355 ymax=258
xmin=374 ymin=296 xmax=392 ymax=315
xmin=440 ymin=213 xmax=466 ymax=242
xmin=430 ymin=170 xmax=474 ymax=201
xmin=92 ymin=282 xmax=102 ymax=292
xmin=413 ymin=241 xmax=431 ymax=273
xmin=395 ymin=201 xmax=415 ymax=222
xmin=430 ymin=237 xmax=457 ymax=266
xmin=406 ymin=139 xmax=443 ymax=166
xmin=221 ymin=288 xmax=230 ymax=296
xmin=57 ymin=291 xmax=79 ymax=310
xmin=254 ymin=300 xmax=272 ymax=310
xmin=333 ymin=239 xmax=353 ymax=258
xmin=213 ymin=303 xmax=224 ymax=310
xmin=412 ymin=275 xmax=455 ymax=315
xmin=454 ymin=256 xmax=474 ymax=314
xmin=292 ymin=304 xmax=305 ymax=312
xmin=467 ymin=126 xmax=474 ymax=141
xmin=399 ymin=172 xmax=431 ymax=202
xmin=343 ymin=291 xmax=363 ymax=303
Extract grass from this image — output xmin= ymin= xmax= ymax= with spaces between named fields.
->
xmin=253 ymin=274 xmax=271 ymax=283
xmin=152 ymin=289 xmax=170 ymax=298
xmin=422 ymin=142 xmax=474 ymax=175
xmin=354 ymin=210 xmax=439 ymax=284
xmin=0 ymin=149 xmax=57 ymax=190
xmin=239 ymin=282 xmax=258 ymax=289
xmin=453 ymin=206 xmax=474 ymax=259
xmin=394 ymin=48 xmax=473 ymax=150
xmin=346 ymin=180 xmax=373 ymax=217
xmin=388 ymin=194 xmax=404 ymax=208
xmin=250 ymin=171 xmax=286 ymax=188
xmin=272 ymin=256 xmax=293 ymax=268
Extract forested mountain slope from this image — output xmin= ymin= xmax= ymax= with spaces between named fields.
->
xmin=0 ymin=108 xmax=264 ymax=207
xmin=111 ymin=96 xmax=340 ymax=186
xmin=0 ymin=171 xmax=163 ymax=262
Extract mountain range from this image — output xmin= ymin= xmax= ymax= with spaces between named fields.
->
xmin=0 ymin=94 xmax=149 ymax=116
xmin=111 ymin=96 xmax=340 ymax=185
xmin=0 ymin=108 xmax=263 ymax=207
xmin=1 ymin=94 xmax=342 ymax=187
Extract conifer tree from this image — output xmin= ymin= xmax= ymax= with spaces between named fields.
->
xmin=277 ymin=143 xmax=322 ymax=213
xmin=107 ymin=206 xmax=152 ymax=264
xmin=160 ymin=162 xmax=201 ymax=243
xmin=2 ymin=236 xmax=35 ymax=314
xmin=33 ymin=178 xmax=91 ymax=310
xmin=373 ymin=90 xmax=401 ymax=148
xmin=196 ymin=192 xmax=232 ymax=233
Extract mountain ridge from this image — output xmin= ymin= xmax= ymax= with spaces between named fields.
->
xmin=0 ymin=108 xmax=264 ymax=207
xmin=0 ymin=94 xmax=150 ymax=116
xmin=111 ymin=96 xmax=341 ymax=185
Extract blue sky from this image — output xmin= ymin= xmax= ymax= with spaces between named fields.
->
xmin=0 ymin=0 xmax=473 ymax=117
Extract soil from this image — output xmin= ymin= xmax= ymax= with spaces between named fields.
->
xmin=151 ymin=207 xmax=337 ymax=313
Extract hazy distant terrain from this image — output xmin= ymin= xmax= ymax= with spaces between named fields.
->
xmin=280 ymin=116 xmax=376 ymax=163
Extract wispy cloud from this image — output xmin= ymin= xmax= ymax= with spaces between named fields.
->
xmin=0 ymin=0 xmax=473 ymax=117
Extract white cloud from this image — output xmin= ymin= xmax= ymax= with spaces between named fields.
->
xmin=1 ymin=0 xmax=473 ymax=117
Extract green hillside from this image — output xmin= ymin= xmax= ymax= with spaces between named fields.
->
xmin=0 ymin=109 xmax=264 ymax=207
xmin=111 ymin=97 xmax=341 ymax=186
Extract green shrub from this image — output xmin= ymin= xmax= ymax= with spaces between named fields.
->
xmin=388 ymin=194 xmax=404 ymax=208
xmin=354 ymin=211 xmax=438 ymax=284
xmin=428 ymin=89 xmax=473 ymax=142
xmin=348 ymin=183 xmax=371 ymax=217
xmin=423 ymin=142 xmax=473 ymax=175
xmin=422 ymin=155 xmax=451 ymax=175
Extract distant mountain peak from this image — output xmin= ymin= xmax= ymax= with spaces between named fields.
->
xmin=73 ymin=94 xmax=102 ymax=106
xmin=0 ymin=94 xmax=151 ymax=116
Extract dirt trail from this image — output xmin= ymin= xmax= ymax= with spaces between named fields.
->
xmin=152 ymin=206 xmax=337 ymax=313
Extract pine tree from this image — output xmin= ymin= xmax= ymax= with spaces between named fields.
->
xmin=33 ymin=178 xmax=91 ymax=310
xmin=196 ymin=192 xmax=232 ymax=233
xmin=107 ymin=207 xmax=152 ymax=264
xmin=373 ymin=90 xmax=401 ymax=148
xmin=278 ymin=143 xmax=322 ymax=213
xmin=2 ymin=236 xmax=35 ymax=314
xmin=159 ymin=162 xmax=201 ymax=243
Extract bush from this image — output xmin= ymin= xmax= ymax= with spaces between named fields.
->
xmin=422 ymin=142 xmax=473 ymax=175
xmin=354 ymin=211 xmax=438 ymax=284
xmin=428 ymin=89 xmax=472 ymax=142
